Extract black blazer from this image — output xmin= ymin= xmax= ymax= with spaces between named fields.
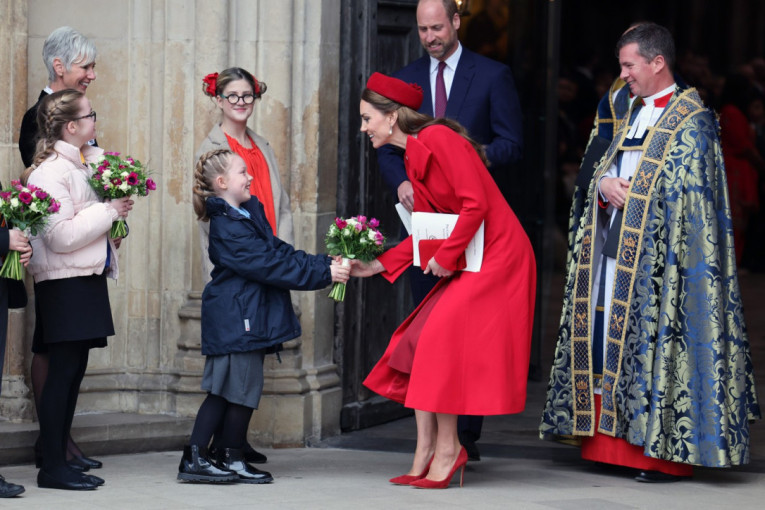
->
xmin=19 ymin=90 xmax=47 ymax=168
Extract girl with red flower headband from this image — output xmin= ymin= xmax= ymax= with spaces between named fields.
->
xmin=195 ymin=67 xmax=292 ymax=465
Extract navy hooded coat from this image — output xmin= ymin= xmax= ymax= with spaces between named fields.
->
xmin=201 ymin=196 xmax=331 ymax=356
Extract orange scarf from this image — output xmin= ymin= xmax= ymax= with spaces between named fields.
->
xmin=225 ymin=133 xmax=277 ymax=233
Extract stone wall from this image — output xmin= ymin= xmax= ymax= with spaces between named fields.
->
xmin=0 ymin=0 xmax=343 ymax=446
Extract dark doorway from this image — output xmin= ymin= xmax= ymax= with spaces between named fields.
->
xmin=335 ymin=0 xmax=559 ymax=431
xmin=336 ymin=0 xmax=422 ymax=431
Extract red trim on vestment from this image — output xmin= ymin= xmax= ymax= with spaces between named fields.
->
xmin=580 ymin=394 xmax=694 ymax=477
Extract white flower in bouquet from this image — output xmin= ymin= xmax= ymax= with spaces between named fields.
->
xmin=324 ymin=215 xmax=386 ymax=302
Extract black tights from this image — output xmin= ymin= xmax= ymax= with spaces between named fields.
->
xmin=32 ymin=353 xmax=83 ymax=459
xmin=190 ymin=394 xmax=254 ymax=450
xmin=38 ymin=340 xmax=90 ymax=478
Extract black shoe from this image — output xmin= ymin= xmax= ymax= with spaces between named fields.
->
xmin=83 ymin=474 xmax=105 ymax=486
xmin=67 ymin=457 xmax=90 ymax=472
xmin=216 ymin=448 xmax=273 ymax=484
xmin=177 ymin=445 xmax=238 ymax=483
xmin=242 ymin=443 xmax=268 ymax=464
xmin=0 ymin=475 xmax=25 ymax=498
xmin=74 ymin=455 xmax=103 ymax=469
xmin=635 ymin=470 xmax=683 ymax=483
xmin=211 ymin=444 xmax=268 ymax=464
xmin=37 ymin=470 xmax=98 ymax=491
xmin=460 ymin=438 xmax=481 ymax=462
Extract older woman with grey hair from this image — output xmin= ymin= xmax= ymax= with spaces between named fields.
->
xmin=19 ymin=26 xmax=97 ymax=166
xmin=18 ymin=26 xmax=104 ymax=475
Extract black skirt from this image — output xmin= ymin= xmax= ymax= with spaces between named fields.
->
xmin=32 ymin=274 xmax=114 ymax=353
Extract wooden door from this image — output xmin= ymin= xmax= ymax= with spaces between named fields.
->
xmin=336 ymin=0 xmax=422 ymax=430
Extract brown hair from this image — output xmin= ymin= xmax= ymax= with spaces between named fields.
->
xmin=21 ymin=89 xmax=85 ymax=184
xmin=418 ymin=0 xmax=459 ymax=19
xmin=203 ymin=67 xmax=267 ymax=99
xmin=361 ymin=88 xmax=489 ymax=166
xmin=616 ymin=22 xmax=676 ymax=72
xmin=193 ymin=149 xmax=233 ymax=221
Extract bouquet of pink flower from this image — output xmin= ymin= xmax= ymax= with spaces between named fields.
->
xmin=0 ymin=180 xmax=61 ymax=280
xmin=325 ymin=215 xmax=385 ymax=301
xmin=88 ymin=151 xmax=156 ymax=238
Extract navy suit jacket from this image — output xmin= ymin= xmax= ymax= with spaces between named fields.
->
xmin=376 ymin=47 xmax=523 ymax=194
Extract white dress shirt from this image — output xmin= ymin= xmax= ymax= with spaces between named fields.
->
xmin=428 ymin=43 xmax=463 ymax=114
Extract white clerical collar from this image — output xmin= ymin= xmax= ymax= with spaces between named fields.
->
xmin=44 ymin=86 xmax=54 ymax=95
xmin=626 ymin=83 xmax=677 ymax=139
xmin=642 ymin=83 xmax=676 ymax=107
xmin=429 ymin=42 xmax=462 ymax=75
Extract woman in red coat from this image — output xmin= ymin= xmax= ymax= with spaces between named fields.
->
xmin=352 ymin=73 xmax=536 ymax=489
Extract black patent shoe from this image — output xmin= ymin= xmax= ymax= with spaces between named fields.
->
xmin=210 ymin=445 xmax=268 ymax=464
xmin=177 ymin=445 xmax=238 ymax=483
xmin=74 ymin=455 xmax=103 ymax=469
xmin=242 ymin=443 xmax=268 ymax=464
xmin=216 ymin=448 xmax=273 ymax=484
xmin=37 ymin=470 xmax=98 ymax=491
xmin=83 ymin=474 xmax=105 ymax=486
xmin=67 ymin=457 xmax=90 ymax=472
xmin=635 ymin=470 xmax=683 ymax=483
xmin=0 ymin=475 xmax=25 ymax=498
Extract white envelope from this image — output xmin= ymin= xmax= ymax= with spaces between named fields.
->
xmin=411 ymin=211 xmax=484 ymax=272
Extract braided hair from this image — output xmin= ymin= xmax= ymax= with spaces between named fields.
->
xmin=21 ymin=89 xmax=85 ymax=184
xmin=193 ymin=149 xmax=233 ymax=221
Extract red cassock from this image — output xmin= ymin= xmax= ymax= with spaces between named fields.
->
xmin=363 ymin=125 xmax=536 ymax=415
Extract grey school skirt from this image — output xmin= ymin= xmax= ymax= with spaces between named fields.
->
xmin=201 ymin=349 xmax=266 ymax=409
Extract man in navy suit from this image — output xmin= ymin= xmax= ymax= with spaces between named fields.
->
xmin=376 ymin=0 xmax=524 ymax=461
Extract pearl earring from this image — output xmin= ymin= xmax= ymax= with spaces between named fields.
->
xmin=389 ymin=124 xmax=393 ymax=135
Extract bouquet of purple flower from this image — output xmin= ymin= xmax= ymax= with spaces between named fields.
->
xmin=88 ymin=152 xmax=156 ymax=238
xmin=325 ymin=215 xmax=385 ymax=301
xmin=0 ymin=180 xmax=61 ymax=280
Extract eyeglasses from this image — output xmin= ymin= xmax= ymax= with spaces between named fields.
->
xmin=220 ymin=93 xmax=256 ymax=105
xmin=74 ymin=111 xmax=97 ymax=122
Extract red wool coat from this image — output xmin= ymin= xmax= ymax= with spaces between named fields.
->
xmin=364 ymin=125 xmax=536 ymax=415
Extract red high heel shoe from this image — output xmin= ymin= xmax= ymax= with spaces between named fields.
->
xmin=410 ymin=447 xmax=468 ymax=489
xmin=389 ymin=456 xmax=434 ymax=485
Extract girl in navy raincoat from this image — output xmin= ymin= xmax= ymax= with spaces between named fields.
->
xmin=178 ymin=149 xmax=349 ymax=484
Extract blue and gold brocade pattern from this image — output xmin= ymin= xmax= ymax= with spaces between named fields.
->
xmin=540 ymin=88 xmax=760 ymax=467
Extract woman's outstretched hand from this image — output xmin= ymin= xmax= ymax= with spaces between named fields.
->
xmin=350 ymin=258 xmax=384 ymax=278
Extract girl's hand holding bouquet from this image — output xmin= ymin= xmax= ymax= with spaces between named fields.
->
xmin=88 ymin=152 xmax=156 ymax=238
xmin=329 ymin=256 xmax=351 ymax=284
xmin=0 ymin=180 xmax=60 ymax=280
xmin=325 ymin=215 xmax=385 ymax=302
